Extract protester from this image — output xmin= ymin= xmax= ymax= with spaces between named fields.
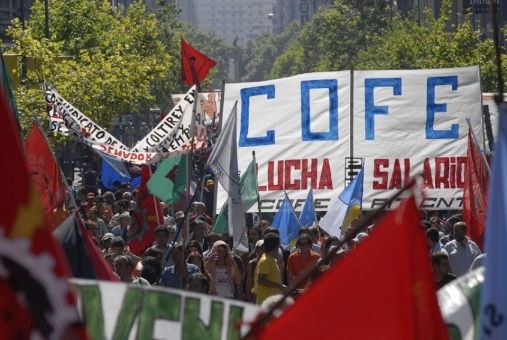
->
xmin=255 ymin=233 xmax=288 ymax=305
xmin=431 ymin=252 xmax=456 ymax=289
xmin=160 ymin=244 xmax=201 ymax=289
xmin=246 ymin=240 xmax=264 ymax=302
xmin=443 ymin=222 xmax=481 ymax=277
xmin=187 ymin=273 xmax=211 ymax=294
xmin=426 ymin=227 xmax=447 ymax=255
xmin=287 ymin=234 xmax=321 ymax=290
xmin=205 ymin=240 xmax=241 ymax=298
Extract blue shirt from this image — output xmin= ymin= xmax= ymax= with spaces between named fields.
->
xmin=160 ymin=264 xmax=200 ymax=289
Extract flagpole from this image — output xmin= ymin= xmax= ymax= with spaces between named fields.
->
xmin=184 ymin=86 xmax=199 ymax=246
xmin=211 ymin=79 xmax=226 ymax=225
xmin=243 ymin=178 xmax=418 ymax=339
xmin=253 ymin=150 xmax=262 ymax=221
xmin=466 ymin=118 xmax=492 ymax=175
xmin=149 ymin=165 xmax=163 ymax=225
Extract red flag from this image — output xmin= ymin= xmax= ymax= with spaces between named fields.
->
xmin=256 ymin=196 xmax=447 ymax=340
xmin=463 ymin=131 xmax=489 ymax=250
xmin=0 ymin=94 xmax=86 ymax=337
xmin=181 ymin=38 xmax=217 ymax=87
xmin=128 ymin=165 xmax=163 ymax=255
xmin=25 ymin=122 xmax=65 ymax=216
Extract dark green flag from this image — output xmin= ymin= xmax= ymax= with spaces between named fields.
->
xmin=148 ymin=154 xmax=187 ymax=204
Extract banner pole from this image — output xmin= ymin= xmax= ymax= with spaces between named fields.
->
xmin=211 ymin=79 xmax=226 ymax=225
xmin=253 ymin=150 xmax=262 ymax=221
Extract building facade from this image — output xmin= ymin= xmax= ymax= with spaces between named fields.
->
xmin=0 ymin=0 xmax=33 ymax=37
xmin=273 ymin=0 xmax=331 ymax=33
xmin=193 ymin=0 xmax=275 ymax=45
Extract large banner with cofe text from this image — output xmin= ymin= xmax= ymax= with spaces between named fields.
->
xmin=219 ymin=66 xmax=483 ymax=211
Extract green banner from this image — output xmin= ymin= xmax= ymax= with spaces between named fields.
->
xmin=71 ymin=279 xmax=260 ymax=340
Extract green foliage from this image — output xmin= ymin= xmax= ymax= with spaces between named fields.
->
xmin=6 ymin=0 xmax=173 ymax=139
xmin=356 ymin=0 xmax=498 ymax=91
xmin=240 ymin=22 xmax=300 ymax=82
xmin=271 ymin=0 xmax=394 ymax=77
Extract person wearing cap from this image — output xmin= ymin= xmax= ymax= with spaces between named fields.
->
xmin=189 ymin=201 xmax=212 ymax=226
xmin=101 ymin=233 xmax=114 ymax=254
xmin=287 ymin=234 xmax=321 ymax=290
xmin=246 ymin=240 xmax=264 ymax=302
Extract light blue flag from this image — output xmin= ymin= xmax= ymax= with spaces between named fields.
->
xmin=299 ymin=189 xmax=317 ymax=227
xmin=272 ymin=195 xmax=300 ymax=248
xmin=319 ymin=168 xmax=363 ymax=237
xmin=479 ymin=109 xmax=507 ymax=339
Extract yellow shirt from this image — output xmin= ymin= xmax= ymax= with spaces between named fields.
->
xmin=255 ymin=253 xmax=282 ymax=305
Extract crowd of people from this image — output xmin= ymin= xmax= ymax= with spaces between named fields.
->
xmin=71 ymin=182 xmax=482 ymax=308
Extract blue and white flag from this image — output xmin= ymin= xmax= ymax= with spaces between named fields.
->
xmin=319 ymin=168 xmax=363 ymax=237
xmin=479 ymin=106 xmax=507 ymax=339
xmin=299 ymin=189 xmax=317 ymax=228
xmin=272 ymin=195 xmax=300 ymax=248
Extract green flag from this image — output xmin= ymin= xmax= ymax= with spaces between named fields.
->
xmin=213 ymin=156 xmax=259 ymax=233
xmin=148 ymin=154 xmax=187 ymax=204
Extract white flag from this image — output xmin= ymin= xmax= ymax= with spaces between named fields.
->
xmin=207 ymin=102 xmax=248 ymax=252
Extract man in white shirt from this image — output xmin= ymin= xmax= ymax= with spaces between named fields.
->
xmin=426 ymin=227 xmax=447 ymax=255
xmin=444 ymin=222 xmax=481 ymax=277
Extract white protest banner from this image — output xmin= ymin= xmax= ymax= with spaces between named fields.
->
xmin=72 ymin=279 xmax=260 ymax=340
xmin=438 ymin=267 xmax=484 ymax=340
xmin=353 ymin=66 xmax=482 ymax=210
xmin=172 ymin=90 xmax=222 ymax=127
xmin=45 ymin=87 xmax=129 ymax=150
xmin=132 ymin=85 xmax=207 ymax=153
xmin=220 ymin=67 xmax=482 ymax=212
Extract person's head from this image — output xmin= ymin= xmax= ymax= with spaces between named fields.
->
xmin=87 ymin=207 xmax=98 ymax=220
xmin=175 ymin=211 xmax=185 ymax=224
xmin=114 ymin=255 xmax=133 ymax=281
xmin=186 ymin=251 xmax=205 ymax=271
xmin=187 ymin=273 xmax=210 ymax=294
xmin=430 ymin=216 xmax=442 ymax=230
xmin=143 ymin=247 xmax=163 ymax=263
xmin=265 ymin=227 xmax=280 ymax=237
xmin=192 ymin=201 xmax=206 ymax=214
xmin=431 ymin=252 xmax=451 ymax=276
xmin=296 ymin=234 xmax=313 ymax=255
xmin=101 ymin=233 xmax=114 ymax=250
xmin=453 ymin=222 xmax=467 ymax=242
xmin=308 ymin=227 xmax=319 ymax=243
xmin=258 ymin=220 xmax=271 ymax=234
xmin=103 ymin=191 xmax=114 ymax=205
xmin=186 ymin=240 xmax=203 ymax=255
xmin=112 ymin=181 xmax=121 ymax=190
xmin=210 ymin=240 xmax=230 ymax=264
xmin=110 ymin=237 xmax=125 ymax=256
xmin=128 ymin=211 xmax=144 ymax=235
xmin=116 ymin=200 xmax=129 ymax=214
xmin=255 ymin=239 xmax=265 ymax=258
xmin=84 ymin=219 xmax=99 ymax=240
xmin=119 ymin=212 xmax=131 ymax=228
xmin=86 ymin=192 xmax=96 ymax=204
xmin=263 ymin=232 xmax=280 ymax=253
xmin=192 ymin=219 xmax=207 ymax=240
xmin=322 ymin=236 xmax=340 ymax=258
xmin=206 ymin=233 xmax=221 ymax=249
xmin=122 ymin=192 xmax=132 ymax=201
xmin=426 ymin=227 xmax=440 ymax=247
xmin=172 ymin=244 xmax=186 ymax=265
xmin=248 ymin=226 xmax=262 ymax=244
xmin=155 ymin=225 xmax=170 ymax=247
xmin=141 ymin=256 xmax=162 ymax=284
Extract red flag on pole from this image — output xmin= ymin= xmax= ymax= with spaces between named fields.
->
xmin=463 ymin=131 xmax=489 ymax=250
xmin=181 ymin=38 xmax=217 ymax=88
xmin=25 ymin=122 xmax=65 ymax=216
xmin=256 ymin=196 xmax=448 ymax=340
xmin=128 ymin=165 xmax=164 ymax=255
xmin=0 ymin=93 xmax=86 ymax=337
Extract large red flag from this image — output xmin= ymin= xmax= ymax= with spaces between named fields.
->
xmin=128 ymin=165 xmax=164 ymax=255
xmin=181 ymin=38 xmax=217 ymax=87
xmin=25 ymin=122 xmax=65 ymax=216
xmin=463 ymin=131 xmax=489 ymax=250
xmin=0 ymin=94 xmax=86 ymax=337
xmin=256 ymin=196 xmax=448 ymax=340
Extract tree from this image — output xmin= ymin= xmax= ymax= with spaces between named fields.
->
xmin=240 ymin=22 xmax=300 ymax=82
xmin=6 ymin=0 xmax=173 ymax=138
xmin=355 ymin=1 xmax=498 ymax=91
xmin=270 ymin=0 xmax=394 ymax=78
